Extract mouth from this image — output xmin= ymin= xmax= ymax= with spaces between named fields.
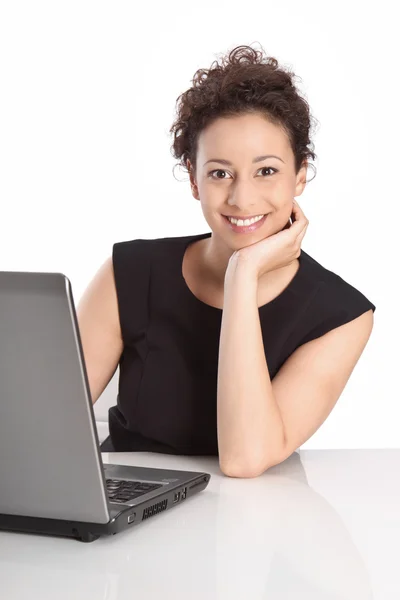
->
xmin=222 ymin=213 xmax=269 ymax=234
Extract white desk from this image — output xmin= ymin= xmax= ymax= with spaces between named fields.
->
xmin=0 ymin=449 xmax=399 ymax=599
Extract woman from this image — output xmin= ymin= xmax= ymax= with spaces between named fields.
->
xmin=81 ymin=44 xmax=376 ymax=477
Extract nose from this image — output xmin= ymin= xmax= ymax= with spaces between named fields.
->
xmin=227 ymin=178 xmax=262 ymax=213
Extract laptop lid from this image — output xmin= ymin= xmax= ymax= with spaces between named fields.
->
xmin=0 ymin=270 xmax=110 ymax=524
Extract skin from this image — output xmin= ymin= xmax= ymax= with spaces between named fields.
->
xmin=187 ymin=111 xmax=309 ymax=290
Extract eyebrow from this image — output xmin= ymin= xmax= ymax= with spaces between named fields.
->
xmin=203 ymin=154 xmax=285 ymax=167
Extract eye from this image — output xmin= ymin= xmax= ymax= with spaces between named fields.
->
xmin=208 ymin=167 xmax=278 ymax=179
xmin=258 ymin=167 xmax=277 ymax=177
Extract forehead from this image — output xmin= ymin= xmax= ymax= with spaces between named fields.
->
xmin=197 ymin=113 xmax=290 ymax=158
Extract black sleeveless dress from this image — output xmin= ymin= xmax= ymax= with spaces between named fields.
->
xmin=99 ymin=232 xmax=376 ymax=455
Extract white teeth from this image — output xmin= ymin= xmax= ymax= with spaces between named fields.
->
xmin=227 ymin=214 xmax=264 ymax=226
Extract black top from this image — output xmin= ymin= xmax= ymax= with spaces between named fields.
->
xmin=99 ymin=232 xmax=376 ymax=455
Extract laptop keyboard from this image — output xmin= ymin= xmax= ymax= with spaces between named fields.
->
xmin=106 ymin=478 xmax=163 ymax=504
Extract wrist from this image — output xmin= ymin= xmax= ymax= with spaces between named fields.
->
xmin=224 ymin=255 xmax=259 ymax=287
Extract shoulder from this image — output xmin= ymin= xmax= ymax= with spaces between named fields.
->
xmin=112 ymin=232 xmax=212 ymax=263
xmin=301 ymin=249 xmax=375 ymax=307
xmin=112 ymin=233 xmax=205 ymax=251
xmin=295 ymin=250 xmax=376 ymax=346
xmin=111 ymin=235 xmax=180 ymax=260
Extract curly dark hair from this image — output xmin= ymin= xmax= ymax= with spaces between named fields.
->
xmin=169 ymin=42 xmax=319 ymax=183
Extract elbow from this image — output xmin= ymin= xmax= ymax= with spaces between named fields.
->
xmin=219 ymin=450 xmax=288 ymax=478
xmin=219 ymin=459 xmax=271 ymax=479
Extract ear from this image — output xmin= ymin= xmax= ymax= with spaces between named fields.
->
xmin=295 ymin=160 xmax=308 ymax=196
xmin=187 ymin=159 xmax=200 ymax=200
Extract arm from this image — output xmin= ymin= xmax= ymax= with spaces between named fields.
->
xmin=76 ymin=256 xmax=123 ymax=405
xmin=217 ymin=257 xmax=374 ymax=479
xmin=217 ymin=258 xmax=286 ymax=477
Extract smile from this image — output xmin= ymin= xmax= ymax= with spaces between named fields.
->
xmin=222 ymin=213 xmax=269 ymax=233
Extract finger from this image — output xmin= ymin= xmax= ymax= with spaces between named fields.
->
xmin=297 ymin=222 xmax=308 ymax=244
xmin=292 ymin=218 xmax=308 ymax=243
xmin=291 ymin=200 xmax=308 ymax=229
xmin=292 ymin=199 xmax=304 ymax=218
xmin=300 ymin=223 xmax=308 ymax=238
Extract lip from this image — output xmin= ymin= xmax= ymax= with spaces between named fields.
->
xmin=223 ymin=214 xmax=266 ymax=219
xmin=222 ymin=213 xmax=269 ymax=233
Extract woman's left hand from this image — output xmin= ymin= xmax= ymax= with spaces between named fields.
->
xmin=226 ymin=199 xmax=309 ymax=280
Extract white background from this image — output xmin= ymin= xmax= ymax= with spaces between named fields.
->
xmin=0 ymin=1 xmax=395 ymax=448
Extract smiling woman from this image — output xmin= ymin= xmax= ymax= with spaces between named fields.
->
xmin=93 ymin=43 xmax=376 ymax=476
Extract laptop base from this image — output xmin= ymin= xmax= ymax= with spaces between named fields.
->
xmin=0 ymin=474 xmax=210 ymax=542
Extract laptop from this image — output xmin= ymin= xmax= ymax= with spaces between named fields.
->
xmin=0 ymin=270 xmax=211 ymax=543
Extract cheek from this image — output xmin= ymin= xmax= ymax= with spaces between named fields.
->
xmin=200 ymin=199 xmax=220 ymax=214
xmin=198 ymin=203 xmax=216 ymax=224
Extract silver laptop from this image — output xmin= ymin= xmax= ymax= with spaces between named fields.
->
xmin=0 ymin=270 xmax=210 ymax=543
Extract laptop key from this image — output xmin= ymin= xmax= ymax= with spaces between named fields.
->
xmin=106 ymin=478 xmax=165 ymax=504
xmin=135 ymin=484 xmax=163 ymax=492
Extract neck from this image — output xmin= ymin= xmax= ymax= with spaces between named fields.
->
xmin=201 ymin=236 xmax=235 ymax=287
